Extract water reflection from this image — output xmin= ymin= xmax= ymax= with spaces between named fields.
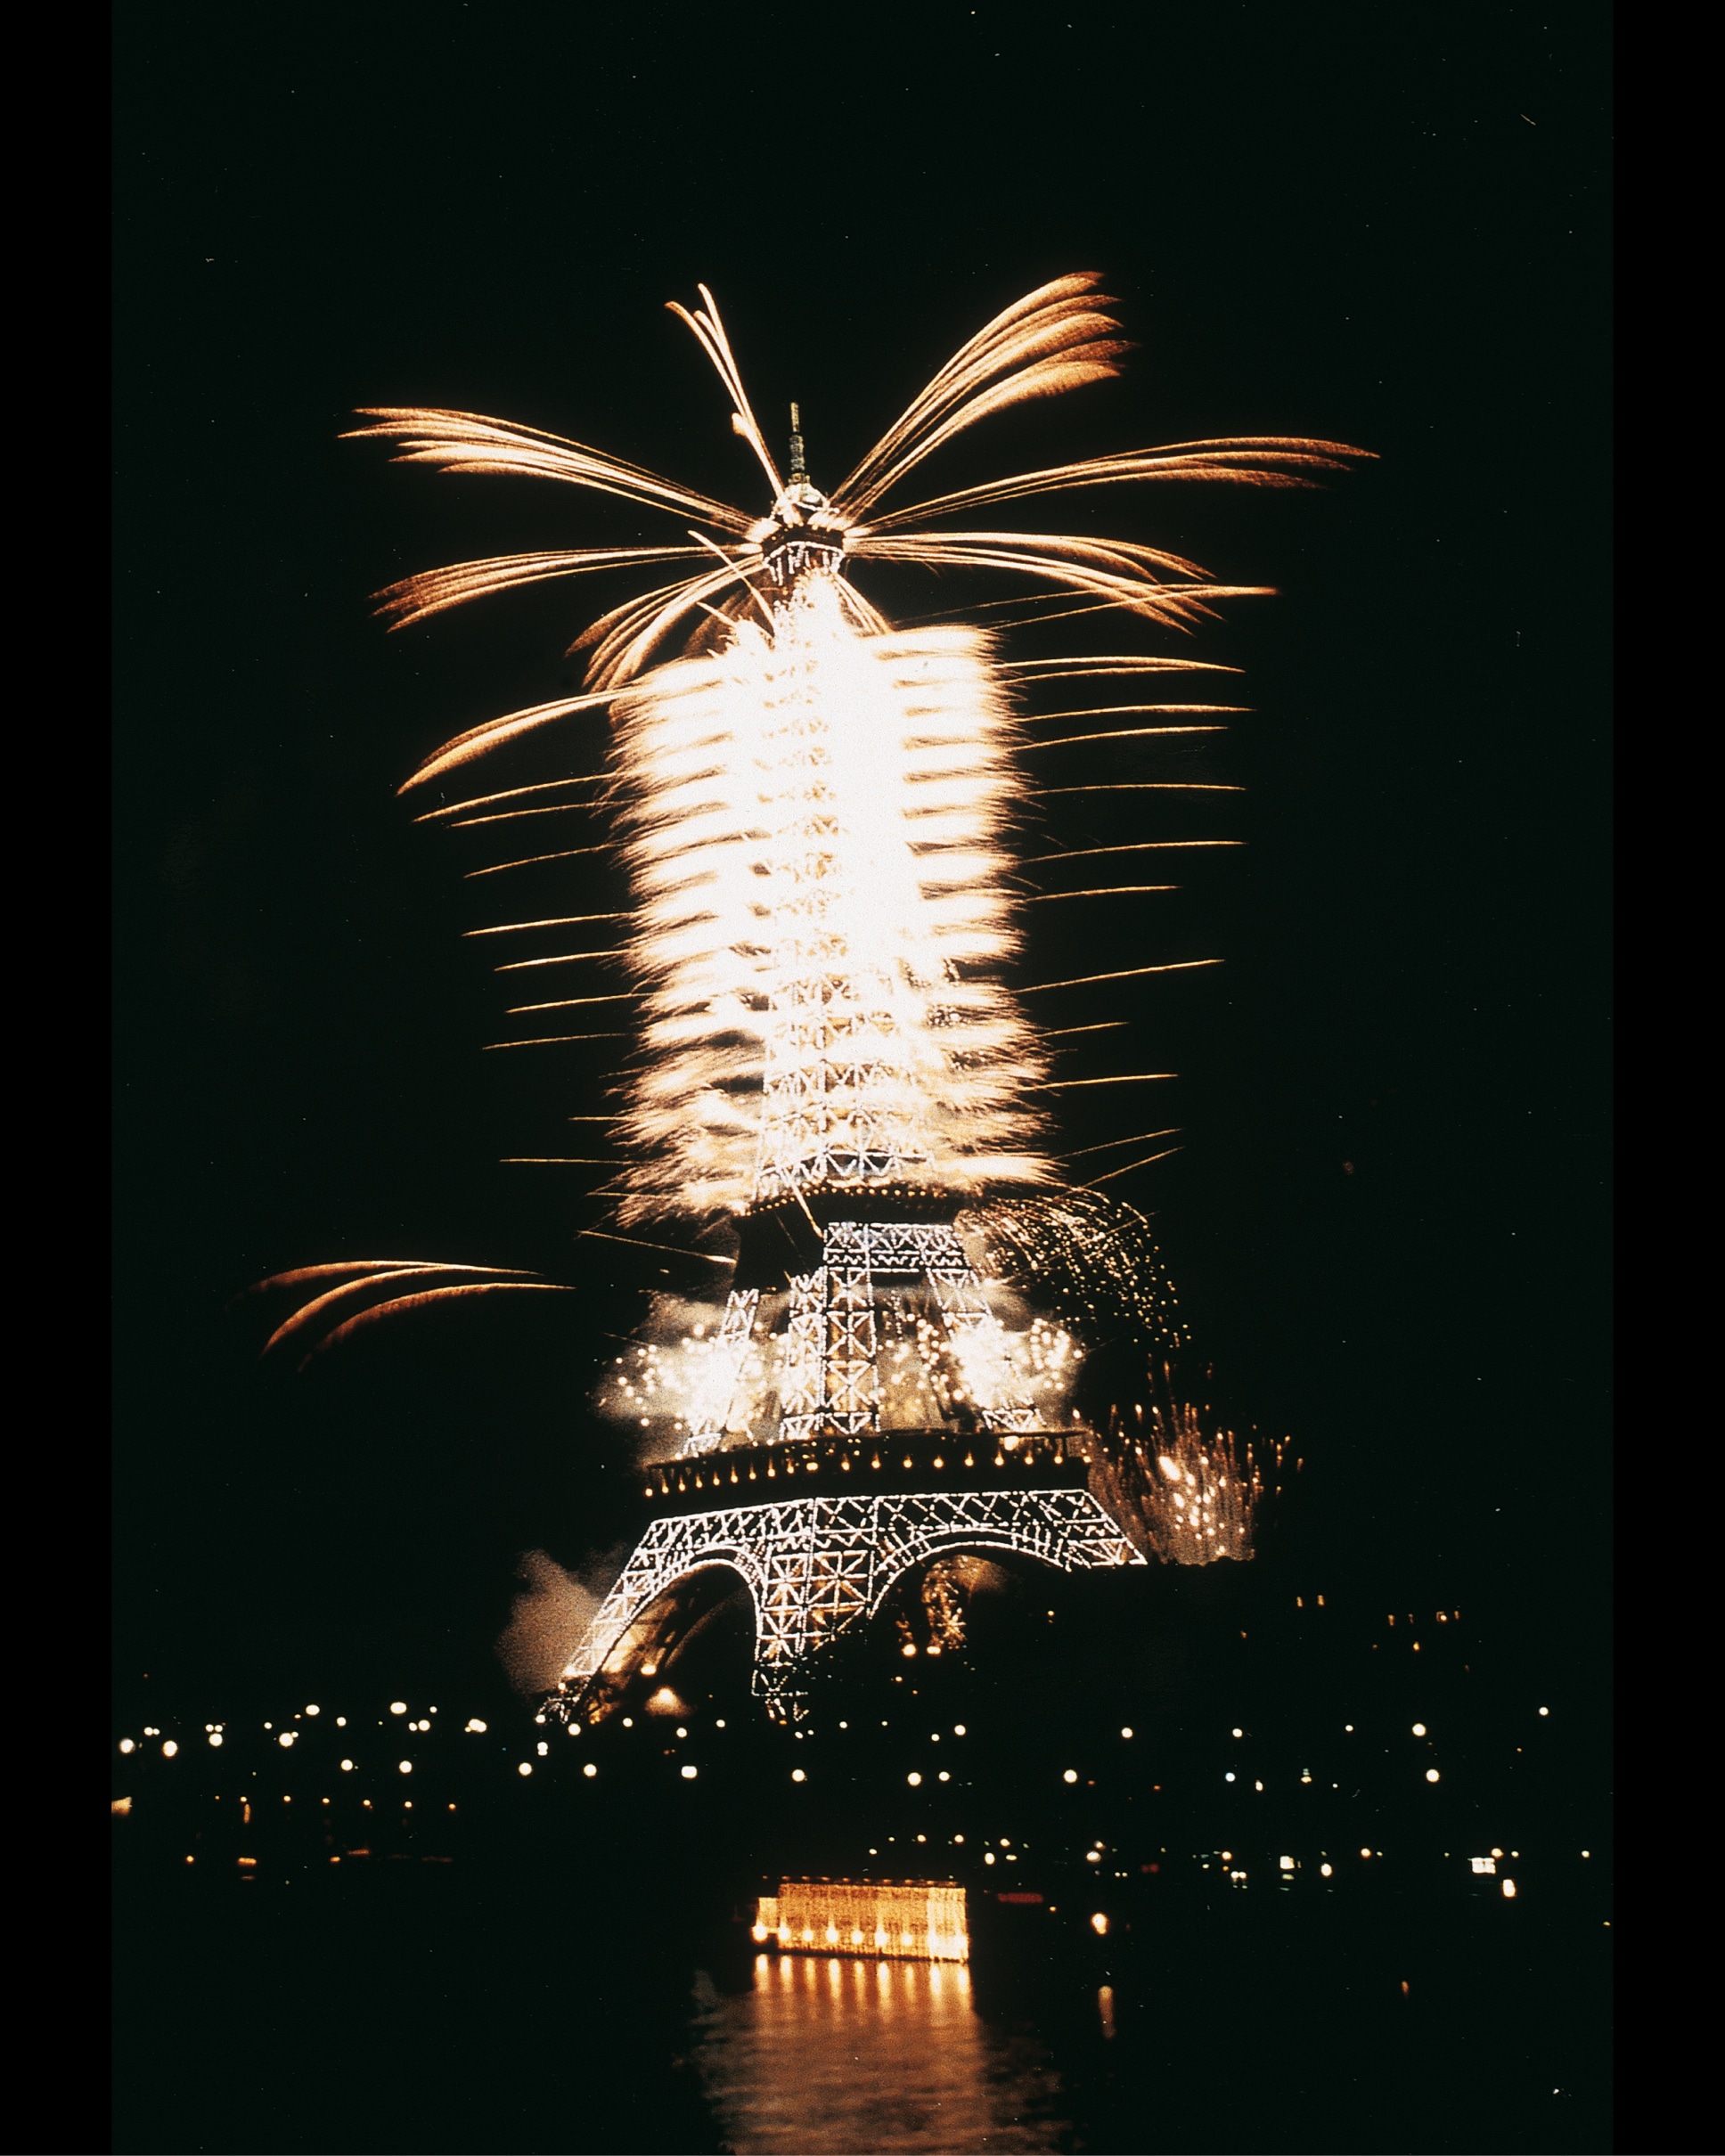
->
xmin=691 ymin=1953 xmax=1069 ymax=2153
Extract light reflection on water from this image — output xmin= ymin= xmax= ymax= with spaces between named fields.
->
xmin=691 ymin=1953 xmax=1070 ymax=2154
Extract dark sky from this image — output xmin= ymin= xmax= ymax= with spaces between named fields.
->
xmin=114 ymin=2 xmax=1611 ymax=1711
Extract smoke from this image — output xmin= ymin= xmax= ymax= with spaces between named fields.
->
xmin=495 ymin=1550 xmax=604 ymax=1695
xmin=593 ymin=1293 xmax=782 ymax=1459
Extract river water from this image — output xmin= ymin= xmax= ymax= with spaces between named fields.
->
xmin=691 ymin=1954 xmax=1072 ymax=2154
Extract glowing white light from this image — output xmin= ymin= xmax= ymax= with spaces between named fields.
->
xmin=339 ymin=1760 xmax=354 ymax=1772
xmin=1501 ymin=1878 xmax=1517 ymax=1899
xmin=583 ymin=1762 xmax=597 ymax=1778
xmin=985 ymin=1852 xmax=996 ymax=1865
xmin=1279 ymin=1856 xmax=1295 ymax=1871
xmin=335 ymin=1717 xmax=347 ymax=1727
xmin=1063 ymin=1769 xmax=1078 ymax=1784
xmin=1224 ymin=1773 xmax=1236 ymax=1783
xmin=519 ymin=1762 xmax=532 ymax=1777
xmin=389 ymin=1703 xmax=406 ymax=1716
xmin=1120 ymin=1727 xmax=1133 ymax=1739
xmin=907 ymin=1772 xmax=923 ymax=1787
xmin=1320 ymin=1863 xmax=1333 ymax=1877
xmin=1412 ymin=1723 xmax=1427 ymax=1735
xmin=398 ymin=1760 xmax=413 ymax=1775
xmin=277 ymin=1734 xmax=295 ymax=1749
xmin=208 ymin=1733 xmax=223 ymax=1748
xmin=161 ymin=1741 xmax=178 ymax=1759
xmin=1426 ymin=1768 xmax=1441 ymax=1783
xmin=465 ymin=1719 xmax=487 ymax=1734
xmin=1091 ymin=1913 xmax=1108 ymax=1935
xmin=792 ymin=1768 xmax=806 ymax=1783
xmin=611 ymin=579 xmax=1050 ymax=1224
xmin=119 ymin=1740 xmax=135 ymax=1754
xmin=953 ymin=1725 xmax=967 ymax=1736
xmin=305 ymin=1705 xmax=321 ymax=1717
xmin=681 ymin=1764 xmax=698 ymax=1779
xmin=1086 ymin=1850 xmax=1101 ymax=1863
xmin=1231 ymin=1727 xmax=1243 ymax=1738
xmin=535 ymin=1742 xmax=549 ymax=1757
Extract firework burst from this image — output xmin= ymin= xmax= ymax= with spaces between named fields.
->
xmin=256 ymin=274 xmax=1359 ymax=1556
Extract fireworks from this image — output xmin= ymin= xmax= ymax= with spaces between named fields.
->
xmin=609 ymin=579 xmax=1045 ymax=1220
xmin=961 ymin=1190 xmax=1188 ymax=1364
xmin=1087 ymin=1401 xmax=1293 ymax=1566
xmin=253 ymin=273 xmax=1353 ymax=1597
xmin=347 ymin=274 xmax=1362 ymax=1232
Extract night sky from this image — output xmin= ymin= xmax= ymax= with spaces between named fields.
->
xmin=113 ymin=2 xmax=1611 ymax=1721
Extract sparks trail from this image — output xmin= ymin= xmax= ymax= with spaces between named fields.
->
xmin=257 ymin=274 xmax=1361 ymax=1623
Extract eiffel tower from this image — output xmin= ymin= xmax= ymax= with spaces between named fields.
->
xmin=546 ymin=412 xmax=1144 ymax=1728
xmin=318 ymin=282 xmax=1351 ymax=1732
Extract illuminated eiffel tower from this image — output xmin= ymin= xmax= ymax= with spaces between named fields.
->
xmin=550 ymin=420 xmax=1143 ymax=1728
xmin=307 ymin=279 xmax=1351 ymax=1728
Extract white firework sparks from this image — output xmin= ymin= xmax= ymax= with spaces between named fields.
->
xmin=612 ymin=579 xmax=1047 ymax=1221
xmin=347 ymin=274 xmax=1362 ymax=1229
xmin=254 ymin=273 xmax=1361 ymax=1510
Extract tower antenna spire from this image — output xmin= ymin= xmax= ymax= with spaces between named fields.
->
xmin=788 ymin=402 xmax=807 ymax=484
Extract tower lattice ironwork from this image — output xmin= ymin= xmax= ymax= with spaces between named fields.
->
xmin=552 ymin=426 xmax=1146 ymax=1726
